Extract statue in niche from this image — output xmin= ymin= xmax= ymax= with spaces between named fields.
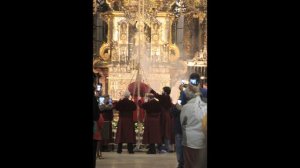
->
xmin=120 ymin=22 xmax=127 ymax=42
xmin=111 ymin=0 xmax=121 ymax=11
xmin=152 ymin=23 xmax=160 ymax=44
xmin=144 ymin=27 xmax=151 ymax=44
xmin=121 ymin=22 xmax=127 ymax=32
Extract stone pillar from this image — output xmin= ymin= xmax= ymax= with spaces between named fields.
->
xmin=176 ymin=15 xmax=185 ymax=59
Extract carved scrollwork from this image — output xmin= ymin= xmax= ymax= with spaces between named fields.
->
xmin=99 ymin=42 xmax=111 ymax=61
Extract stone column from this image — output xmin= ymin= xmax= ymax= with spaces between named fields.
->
xmin=176 ymin=15 xmax=184 ymax=59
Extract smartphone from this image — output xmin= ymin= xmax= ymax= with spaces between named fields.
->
xmin=96 ymin=84 xmax=101 ymax=91
xmin=181 ymin=80 xmax=185 ymax=84
xmin=177 ymin=100 xmax=182 ymax=105
xmin=108 ymin=98 xmax=112 ymax=105
xmin=190 ymin=79 xmax=198 ymax=85
xmin=99 ymin=96 xmax=105 ymax=105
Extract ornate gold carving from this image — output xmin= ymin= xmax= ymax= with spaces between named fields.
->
xmin=120 ymin=33 xmax=127 ymax=40
xmin=152 ymin=34 xmax=159 ymax=41
xmin=197 ymin=11 xmax=206 ymax=23
xmin=93 ymin=59 xmax=101 ymax=73
xmin=99 ymin=42 xmax=111 ymax=61
xmin=100 ymin=12 xmax=113 ymax=23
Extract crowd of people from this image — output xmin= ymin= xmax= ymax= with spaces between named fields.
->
xmin=93 ymin=73 xmax=207 ymax=168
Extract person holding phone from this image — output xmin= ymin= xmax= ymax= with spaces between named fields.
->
xmin=99 ymin=95 xmax=114 ymax=152
xmin=99 ymin=96 xmax=105 ymax=105
xmin=180 ymin=73 xmax=207 ymax=168
xmin=150 ymin=86 xmax=173 ymax=153
xmin=170 ymin=84 xmax=189 ymax=168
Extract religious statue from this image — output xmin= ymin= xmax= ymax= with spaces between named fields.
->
xmin=119 ymin=22 xmax=127 ymax=43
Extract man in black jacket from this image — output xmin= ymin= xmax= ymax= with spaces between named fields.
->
xmin=170 ymin=84 xmax=188 ymax=168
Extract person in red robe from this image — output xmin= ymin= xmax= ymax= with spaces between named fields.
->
xmin=93 ymin=112 xmax=104 ymax=159
xmin=132 ymin=96 xmax=145 ymax=122
xmin=93 ymin=90 xmax=100 ymax=168
xmin=115 ymin=91 xmax=137 ymax=154
xmin=138 ymin=94 xmax=162 ymax=154
xmin=150 ymin=86 xmax=173 ymax=152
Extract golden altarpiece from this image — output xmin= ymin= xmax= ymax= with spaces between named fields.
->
xmin=93 ymin=0 xmax=207 ymax=100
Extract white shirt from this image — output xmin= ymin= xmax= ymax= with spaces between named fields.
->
xmin=180 ymin=96 xmax=207 ymax=149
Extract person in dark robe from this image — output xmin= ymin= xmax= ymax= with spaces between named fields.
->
xmin=150 ymin=86 xmax=173 ymax=153
xmin=99 ymin=95 xmax=113 ymax=151
xmin=115 ymin=91 xmax=137 ymax=154
xmin=138 ymin=94 xmax=162 ymax=154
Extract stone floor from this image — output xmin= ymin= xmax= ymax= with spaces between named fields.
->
xmin=96 ymin=151 xmax=178 ymax=168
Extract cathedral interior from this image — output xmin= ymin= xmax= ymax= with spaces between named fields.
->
xmin=93 ymin=1 xmax=207 ymax=167
xmin=93 ymin=0 xmax=207 ymax=101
